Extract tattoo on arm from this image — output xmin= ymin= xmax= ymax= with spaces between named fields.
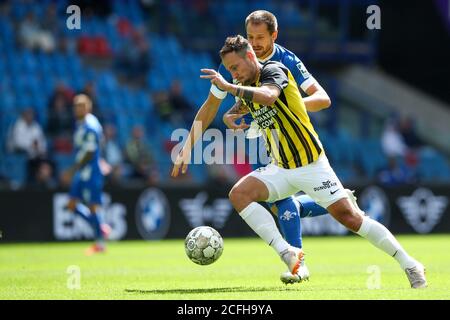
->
xmin=242 ymin=89 xmax=254 ymax=101
xmin=235 ymin=87 xmax=254 ymax=101
xmin=228 ymin=100 xmax=248 ymax=114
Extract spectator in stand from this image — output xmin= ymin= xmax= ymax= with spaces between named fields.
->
xmin=115 ymin=26 xmax=151 ymax=85
xmin=153 ymin=90 xmax=177 ymax=124
xmin=47 ymin=84 xmax=74 ymax=154
xmin=31 ymin=161 xmax=57 ymax=189
xmin=49 ymin=81 xmax=75 ymax=106
xmin=380 ymin=116 xmax=418 ymax=184
xmin=169 ymin=80 xmax=194 ymax=124
xmin=8 ymin=108 xmax=54 ymax=185
xmin=9 ymin=108 xmax=47 ymax=158
xmin=399 ymin=116 xmax=425 ymax=168
xmin=18 ymin=12 xmax=56 ymax=52
xmin=125 ymin=125 xmax=159 ymax=184
xmin=41 ymin=3 xmax=60 ymax=37
xmin=80 ymin=82 xmax=103 ymax=122
xmin=381 ymin=117 xmax=408 ymax=159
xmin=399 ymin=117 xmax=423 ymax=150
xmin=378 ymin=157 xmax=413 ymax=186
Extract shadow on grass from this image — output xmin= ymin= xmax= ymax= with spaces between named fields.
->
xmin=125 ymin=286 xmax=299 ymax=295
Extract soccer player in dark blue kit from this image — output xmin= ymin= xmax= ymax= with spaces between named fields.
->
xmin=65 ymin=94 xmax=111 ymax=255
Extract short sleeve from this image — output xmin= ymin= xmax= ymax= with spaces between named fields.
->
xmin=282 ymin=54 xmax=316 ymax=92
xmin=210 ymin=63 xmax=233 ymax=99
xmin=259 ymin=62 xmax=289 ymax=91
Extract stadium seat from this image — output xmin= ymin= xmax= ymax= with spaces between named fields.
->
xmin=1 ymin=154 xmax=28 ymax=187
xmin=53 ymin=153 xmax=75 ymax=175
xmin=0 ymin=92 xmax=16 ymax=113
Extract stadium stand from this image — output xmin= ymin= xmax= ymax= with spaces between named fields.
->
xmin=0 ymin=0 xmax=449 ymax=189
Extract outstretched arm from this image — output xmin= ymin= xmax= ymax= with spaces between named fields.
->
xmin=200 ymin=68 xmax=281 ymax=106
xmin=171 ymin=92 xmax=222 ymax=177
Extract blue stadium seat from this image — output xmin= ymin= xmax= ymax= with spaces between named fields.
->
xmin=1 ymin=154 xmax=27 ymax=187
xmin=53 ymin=153 xmax=75 ymax=174
xmin=0 ymin=92 xmax=15 ymax=113
xmin=417 ymin=148 xmax=450 ymax=181
xmin=355 ymin=138 xmax=387 ymax=179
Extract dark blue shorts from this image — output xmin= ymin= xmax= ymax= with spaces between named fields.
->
xmin=69 ymin=174 xmax=104 ymax=205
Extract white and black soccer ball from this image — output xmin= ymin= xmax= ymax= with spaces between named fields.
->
xmin=184 ymin=226 xmax=224 ymax=265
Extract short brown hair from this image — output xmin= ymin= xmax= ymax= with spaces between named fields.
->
xmin=245 ymin=10 xmax=278 ymax=34
xmin=219 ymin=35 xmax=250 ymax=59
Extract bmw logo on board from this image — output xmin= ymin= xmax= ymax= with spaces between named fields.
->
xmin=135 ymin=188 xmax=171 ymax=240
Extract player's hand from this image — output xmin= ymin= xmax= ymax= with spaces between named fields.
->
xmin=200 ymin=69 xmax=230 ymax=92
xmin=171 ymin=148 xmax=191 ymax=178
xmin=223 ymin=113 xmax=250 ymax=130
xmin=100 ymin=158 xmax=112 ymax=176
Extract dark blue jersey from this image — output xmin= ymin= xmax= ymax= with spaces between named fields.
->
xmin=70 ymin=114 xmax=104 ymax=204
xmin=73 ymin=113 xmax=103 ymax=182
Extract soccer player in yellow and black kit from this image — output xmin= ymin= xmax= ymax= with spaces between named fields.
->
xmin=173 ymin=35 xmax=427 ymax=288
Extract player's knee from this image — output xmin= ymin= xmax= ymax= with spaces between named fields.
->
xmin=339 ymin=209 xmax=363 ymax=232
xmin=229 ymin=186 xmax=253 ymax=211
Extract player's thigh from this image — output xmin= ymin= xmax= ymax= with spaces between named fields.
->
xmin=287 ymin=154 xmax=348 ymax=208
xmin=84 ymin=178 xmax=103 ymax=207
xmin=86 ymin=179 xmax=103 ymax=206
xmin=68 ymin=175 xmax=82 ymax=206
xmin=247 ymin=164 xmax=297 ymax=203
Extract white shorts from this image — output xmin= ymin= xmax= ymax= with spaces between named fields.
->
xmin=249 ymin=153 xmax=348 ymax=209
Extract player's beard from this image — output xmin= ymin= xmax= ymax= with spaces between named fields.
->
xmin=242 ymin=71 xmax=256 ymax=86
xmin=240 ymin=60 xmax=259 ymax=86
xmin=255 ymin=44 xmax=273 ymax=60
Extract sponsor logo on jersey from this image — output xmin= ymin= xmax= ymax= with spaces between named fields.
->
xmin=296 ymin=61 xmax=311 ymax=79
xmin=253 ymin=105 xmax=278 ymax=129
xmin=313 ymin=180 xmax=338 ymax=192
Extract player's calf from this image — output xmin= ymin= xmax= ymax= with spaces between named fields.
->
xmin=326 ymin=198 xmax=363 ymax=232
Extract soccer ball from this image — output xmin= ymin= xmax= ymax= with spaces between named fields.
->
xmin=184 ymin=226 xmax=224 ymax=265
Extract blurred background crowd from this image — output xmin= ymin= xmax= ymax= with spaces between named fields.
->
xmin=0 ymin=0 xmax=449 ymax=190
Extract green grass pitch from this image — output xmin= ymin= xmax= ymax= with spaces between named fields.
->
xmin=1 ymin=235 xmax=449 ymax=300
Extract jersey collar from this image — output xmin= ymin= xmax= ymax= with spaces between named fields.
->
xmin=258 ymin=45 xmax=276 ymax=63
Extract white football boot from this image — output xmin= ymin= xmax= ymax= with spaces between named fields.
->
xmin=405 ymin=262 xmax=428 ymax=289
xmin=280 ymin=247 xmax=309 ymax=284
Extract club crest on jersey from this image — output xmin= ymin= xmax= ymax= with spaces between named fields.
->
xmin=296 ymin=61 xmax=311 ymax=79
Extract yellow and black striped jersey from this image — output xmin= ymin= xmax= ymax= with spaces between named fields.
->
xmin=242 ymin=61 xmax=323 ymax=169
